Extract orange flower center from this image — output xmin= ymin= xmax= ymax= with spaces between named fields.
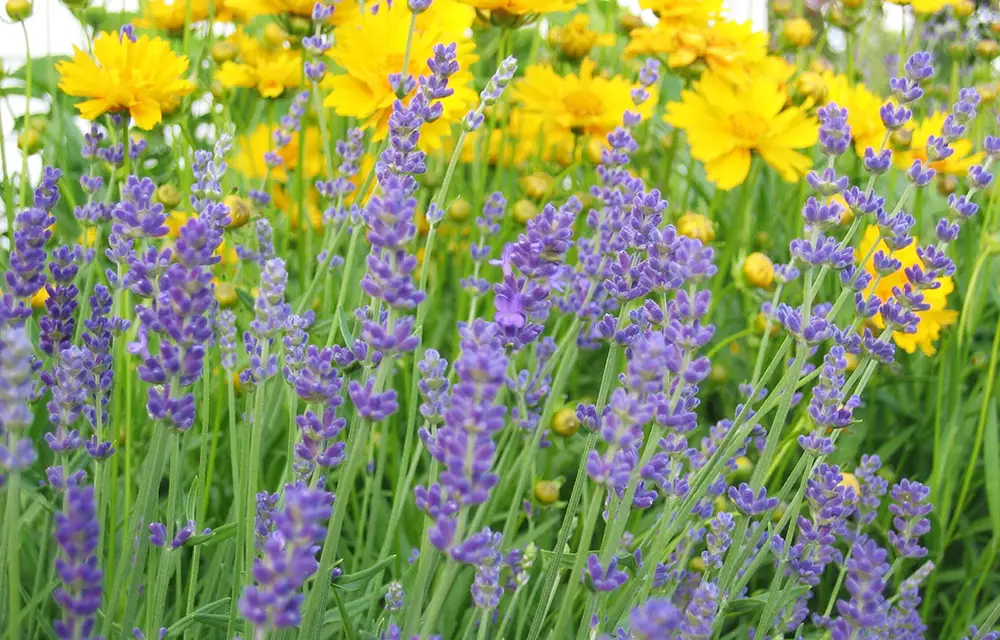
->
xmin=729 ymin=111 xmax=769 ymax=145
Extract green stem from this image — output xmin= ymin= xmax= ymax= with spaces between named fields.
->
xmin=103 ymin=427 xmax=171 ymax=637
xmin=5 ymin=473 xmax=22 ymax=634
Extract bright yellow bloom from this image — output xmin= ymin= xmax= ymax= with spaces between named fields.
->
xmin=822 ymin=73 xmax=887 ymax=155
xmin=225 ymin=0 xmax=318 ymax=19
xmin=626 ymin=19 xmax=768 ymax=86
xmin=458 ymin=0 xmax=581 ymax=16
xmin=639 ymin=0 xmax=724 ymax=26
xmin=665 ymin=71 xmax=817 ymax=190
xmin=56 ymin=32 xmax=194 ymax=130
xmin=911 ymin=0 xmax=956 ymax=14
xmin=322 ymin=0 xmax=478 ymax=151
xmin=513 ymin=58 xmax=656 ymax=145
xmin=215 ymin=31 xmax=302 ymax=98
xmin=857 ymin=225 xmax=957 ymax=356
xmin=232 ymin=124 xmax=323 ymax=182
xmin=550 ymin=14 xmax=615 ymax=59
xmin=894 ymin=112 xmax=984 ymax=176
xmin=141 ymin=0 xmax=209 ymax=29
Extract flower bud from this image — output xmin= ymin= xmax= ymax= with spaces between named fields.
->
xmin=841 ymin=0 xmax=864 ymax=8
xmin=59 ymin=0 xmax=89 ymax=9
xmin=729 ymin=456 xmax=754 ymax=482
xmin=156 ymin=184 xmax=182 ymax=209
xmin=520 ymin=172 xmax=553 ymax=200
xmin=5 ymin=0 xmax=33 ymax=21
xmin=844 ymin=352 xmax=859 ymax=373
xmin=224 ymin=194 xmax=253 ymax=229
xmin=447 ymin=196 xmax=472 ymax=222
xmin=688 ymin=556 xmax=706 ymax=573
xmin=82 ymin=3 xmax=105 ymax=25
xmin=772 ymin=0 xmax=793 ymax=17
xmin=676 ymin=212 xmax=715 ymax=244
xmin=287 ymin=16 xmax=311 ymax=36
xmin=755 ymin=311 xmax=780 ymax=336
xmin=534 ymin=480 xmax=560 ymax=505
xmin=552 ymin=407 xmax=580 ymax=437
xmin=215 ymin=281 xmax=238 ymax=307
xmin=793 ymin=71 xmax=828 ymax=105
xmin=17 ymin=127 xmax=42 ymax=155
xmin=936 ymin=174 xmax=958 ymax=197
xmin=513 ymin=199 xmax=538 ymax=224
xmin=947 ymin=41 xmax=968 ymax=59
xmin=954 ymin=0 xmax=975 ymax=17
xmin=742 ymin=252 xmax=775 ymax=289
xmin=977 ymin=83 xmax=997 ymax=104
xmin=210 ymin=80 xmax=226 ymax=100
xmin=708 ymin=364 xmax=727 ymax=383
xmin=619 ymin=13 xmax=643 ymax=33
xmin=783 ymin=18 xmax=815 ymax=48
xmin=211 ymin=41 xmax=239 ymax=64
xmin=889 ymin=128 xmax=912 ymax=150
xmin=976 ymin=39 xmax=1000 ymax=60
xmin=263 ymin=23 xmax=289 ymax=47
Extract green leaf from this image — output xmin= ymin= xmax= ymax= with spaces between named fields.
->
xmin=331 ymin=587 xmax=359 ymax=640
xmin=163 ymin=598 xmax=231 ymax=637
xmin=185 ymin=521 xmax=237 ymax=548
xmin=725 ymin=586 xmax=810 ymax=616
xmin=334 ymin=554 xmax=396 ymax=592
xmin=984 ymin=401 xmax=1000 ymax=536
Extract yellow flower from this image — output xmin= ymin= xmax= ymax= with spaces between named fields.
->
xmin=665 ymin=71 xmax=817 ymax=190
xmin=56 ymin=32 xmax=194 ymax=130
xmin=822 ymin=73 xmax=887 ymax=155
xmin=458 ymin=0 xmax=581 ymax=16
xmin=513 ymin=58 xmax=656 ymax=146
xmin=215 ymin=31 xmax=302 ymax=98
xmin=550 ymin=14 xmax=614 ymax=59
xmin=226 ymin=0 xmax=326 ymax=20
xmin=639 ymin=0 xmax=723 ymax=26
xmin=910 ymin=0 xmax=955 ymax=14
xmin=857 ymin=225 xmax=957 ymax=356
xmin=232 ymin=123 xmax=323 ymax=182
xmin=138 ymin=0 xmax=235 ymax=30
xmin=893 ymin=112 xmax=984 ymax=176
xmin=626 ymin=19 xmax=768 ymax=85
xmin=273 ymin=184 xmax=323 ymax=231
xmin=321 ymin=0 xmax=478 ymax=151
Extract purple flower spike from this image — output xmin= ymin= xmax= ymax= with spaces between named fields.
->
xmin=888 ymin=479 xmax=932 ymax=558
xmin=52 ymin=485 xmax=103 ymax=640
xmin=728 ymin=483 xmax=778 ymax=516
xmin=586 ymin=554 xmax=628 ymax=592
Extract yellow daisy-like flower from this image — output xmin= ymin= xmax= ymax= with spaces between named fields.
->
xmin=911 ymin=0 xmax=955 ymax=14
xmin=232 ymin=123 xmax=323 ymax=182
xmin=138 ymin=0 xmax=235 ymax=30
xmin=625 ymin=19 xmax=768 ymax=86
xmin=893 ymin=112 xmax=984 ymax=176
xmin=321 ymin=0 xmax=478 ymax=151
xmin=665 ymin=71 xmax=817 ymax=190
xmin=550 ymin=14 xmax=615 ymax=59
xmin=56 ymin=32 xmax=194 ymax=130
xmin=215 ymin=31 xmax=302 ymax=98
xmin=512 ymin=58 xmax=657 ymax=147
xmin=857 ymin=225 xmax=957 ymax=356
xmin=822 ymin=73 xmax=887 ymax=155
xmin=458 ymin=0 xmax=581 ymax=16
xmin=639 ymin=0 xmax=723 ymax=26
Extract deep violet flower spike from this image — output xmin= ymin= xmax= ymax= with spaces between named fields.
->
xmin=52 ymin=485 xmax=103 ymax=640
xmin=239 ymin=483 xmax=333 ymax=629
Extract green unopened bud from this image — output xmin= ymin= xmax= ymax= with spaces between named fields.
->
xmin=17 ymin=127 xmax=42 ymax=155
xmin=156 ymin=184 xmax=182 ymax=209
xmin=5 ymin=0 xmax=33 ymax=21
xmin=82 ymin=4 xmax=106 ymax=26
